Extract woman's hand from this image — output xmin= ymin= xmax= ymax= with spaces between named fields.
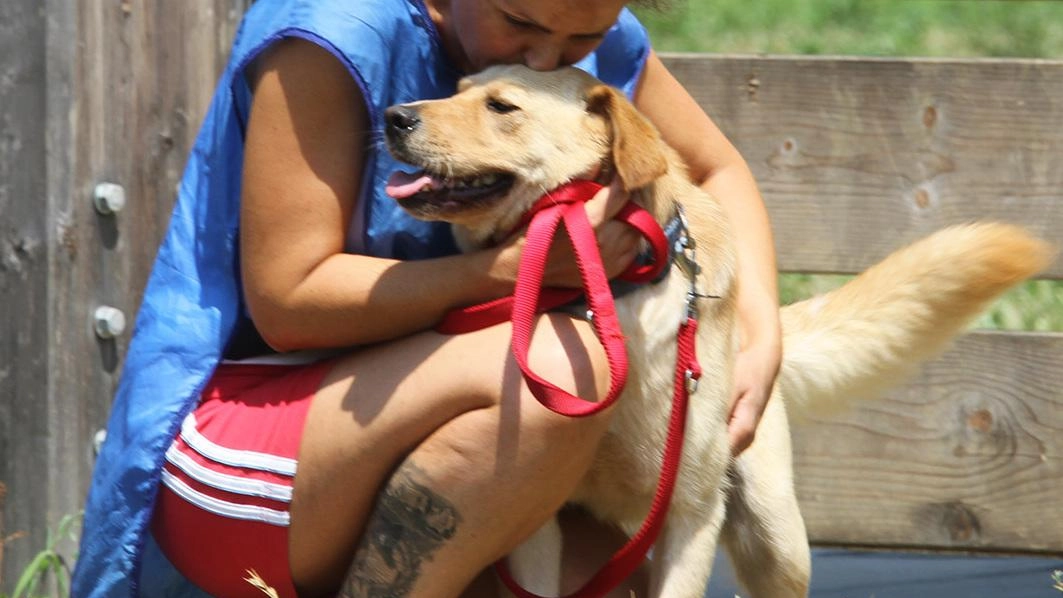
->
xmin=727 ymin=334 xmax=782 ymax=455
xmin=498 ymin=181 xmax=643 ymax=289
xmin=550 ymin=182 xmax=643 ymax=286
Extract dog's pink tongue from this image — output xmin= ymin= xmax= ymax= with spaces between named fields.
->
xmin=386 ymin=171 xmax=439 ymax=200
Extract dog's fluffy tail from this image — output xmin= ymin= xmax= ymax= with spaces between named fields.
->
xmin=777 ymin=222 xmax=1053 ymax=418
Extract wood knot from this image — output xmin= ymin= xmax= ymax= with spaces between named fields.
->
xmin=914 ymin=188 xmax=931 ymax=209
xmin=952 ymin=401 xmax=1015 ymax=459
xmin=60 ymin=222 xmax=78 ymax=260
xmin=746 ymin=74 xmax=761 ymax=101
xmin=923 ymin=105 xmax=938 ymax=128
xmin=942 ymin=502 xmax=981 ymax=543
xmin=967 ymin=409 xmax=993 ymax=433
xmin=916 ymin=501 xmax=982 ymax=544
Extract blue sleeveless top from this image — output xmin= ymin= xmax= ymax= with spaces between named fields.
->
xmin=72 ymin=1 xmax=649 ymax=594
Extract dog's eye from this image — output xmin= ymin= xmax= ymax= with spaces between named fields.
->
xmin=487 ymin=98 xmax=520 ymax=114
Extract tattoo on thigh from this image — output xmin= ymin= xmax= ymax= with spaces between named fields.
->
xmin=341 ymin=461 xmax=462 ymax=597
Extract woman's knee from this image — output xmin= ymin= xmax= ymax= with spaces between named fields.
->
xmin=522 ymin=313 xmax=616 ymax=406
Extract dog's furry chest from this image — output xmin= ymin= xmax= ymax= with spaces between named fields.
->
xmin=569 ymin=271 xmax=734 ymax=527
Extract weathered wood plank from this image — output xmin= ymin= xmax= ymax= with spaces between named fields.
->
xmin=662 ymin=54 xmax=1063 ymax=279
xmin=1 ymin=0 xmax=248 ymax=588
xmin=0 ymin=482 xmax=7 ymax=585
xmin=0 ymin=0 xmax=54 ymax=589
xmin=792 ymin=330 xmax=1063 ymax=555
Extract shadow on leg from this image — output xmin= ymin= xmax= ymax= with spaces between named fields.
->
xmin=649 ymin=493 xmax=727 ymax=598
xmin=491 ymin=506 xmax=650 ymax=598
xmin=719 ymin=400 xmax=810 ymax=598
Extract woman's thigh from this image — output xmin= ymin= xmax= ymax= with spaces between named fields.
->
xmin=289 ymin=313 xmax=612 ymax=594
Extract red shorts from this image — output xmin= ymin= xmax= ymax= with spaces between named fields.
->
xmin=151 ymin=360 xmax=334 ymax=598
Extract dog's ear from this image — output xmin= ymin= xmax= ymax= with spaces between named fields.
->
xmin=585 ymin=84 xmax=668 ymax=191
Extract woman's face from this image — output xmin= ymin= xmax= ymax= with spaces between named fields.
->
xmin=438 ymin=0 xmax=628 ymax=73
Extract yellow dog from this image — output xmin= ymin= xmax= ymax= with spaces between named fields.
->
xmin=384 ymin=64 xmax=1052 ymax=598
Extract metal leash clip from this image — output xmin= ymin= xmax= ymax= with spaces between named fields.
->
xmin=673 ymin=204 xmax=703 ymax=319
xmin=685 ymin=368 xmax=700 ymax=394
xmin=673 ymin=203 xmax=721 ymax=321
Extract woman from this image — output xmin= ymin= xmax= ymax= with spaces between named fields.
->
xmin=73 ymin=0 xmax=780 ymax=596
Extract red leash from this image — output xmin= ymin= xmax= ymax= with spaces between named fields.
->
xmin=436 ymin=182 xmax=666 ymax=338
xmin=435 ymin=180 xmax=702 ymax=597
xmin=496 ymin=316 xmax=700 ymax=598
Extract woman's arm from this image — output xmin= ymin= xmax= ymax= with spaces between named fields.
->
xmin=240 ymin=39 xmax=639 ymax=352
xmin=241 ymin=39 xmax=522 ymax=350
xmin=634 ymin=50 xmax=782 ymax=454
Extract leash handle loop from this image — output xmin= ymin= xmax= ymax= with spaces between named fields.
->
xmin=497 ymin=315 xmax=701 ymax=598
xmin=510 ymin=194 xmax=628 ymax=417
xmin=436 ymin=182 xmax=669 ymax=335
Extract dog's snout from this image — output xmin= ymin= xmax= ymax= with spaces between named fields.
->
xmin=386 ymin=105 xmax=421 ymax=136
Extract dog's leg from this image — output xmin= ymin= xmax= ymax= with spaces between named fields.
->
xmin=719 ymin=397 xmax=811 ymax=598
xmin=499 ymin=516 xmax=564 ymax=597
xmin=647 ymin=490 xmax=727 ymax=598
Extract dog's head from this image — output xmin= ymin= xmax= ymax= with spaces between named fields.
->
xmin=384 ymin=65 xmax=671 ymax=248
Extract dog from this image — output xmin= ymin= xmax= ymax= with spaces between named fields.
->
xmin=383 ymin=64 xmax=1053 ymax=597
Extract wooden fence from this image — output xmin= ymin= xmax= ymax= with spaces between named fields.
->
xmin=0 ymin=0 xmax=252 ymax=587
xmin=1 ymin=1 xmax=1060 ymax=589
xmin=663 ymin=54 xmax=1063 ymax=555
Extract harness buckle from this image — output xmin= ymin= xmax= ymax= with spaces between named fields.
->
xmin=685 ymin=369 xmax=700 ymax=394
xmin=676 ymin=202 xmax=691 ymax=239
xmin=674 ymin=203 xmax=705 ymax=319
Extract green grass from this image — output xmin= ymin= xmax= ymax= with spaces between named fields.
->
xmin=636 ymin=0 xmax=1063 ymax=331
xmin=0 ymin=513 xmax=79 ymax=598
xmin=635 ymin=0 xmax=1063 ymax=58
xmin=779 ymin=276 xmax=1063 ymax=332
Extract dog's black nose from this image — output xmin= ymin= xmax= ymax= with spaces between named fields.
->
xmin=385 ymin=105 xmax=421 ymax=135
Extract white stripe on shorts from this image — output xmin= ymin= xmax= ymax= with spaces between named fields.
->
xmin=160 ymin=468 xmax=290 ymax=527
xmin=179 ymin=413 xmax=298 ymax=477
xmin=165 ymin=444 xmax=293 ymax=502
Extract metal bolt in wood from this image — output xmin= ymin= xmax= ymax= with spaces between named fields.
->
xmin=93 ymin=182 xmax=126 ymax=215
xmin=93 ymin=305 xmax=126 ymax=339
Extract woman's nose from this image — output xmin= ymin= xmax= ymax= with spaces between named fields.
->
xmin=523 ymin=44 xmax=562 ymax=71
